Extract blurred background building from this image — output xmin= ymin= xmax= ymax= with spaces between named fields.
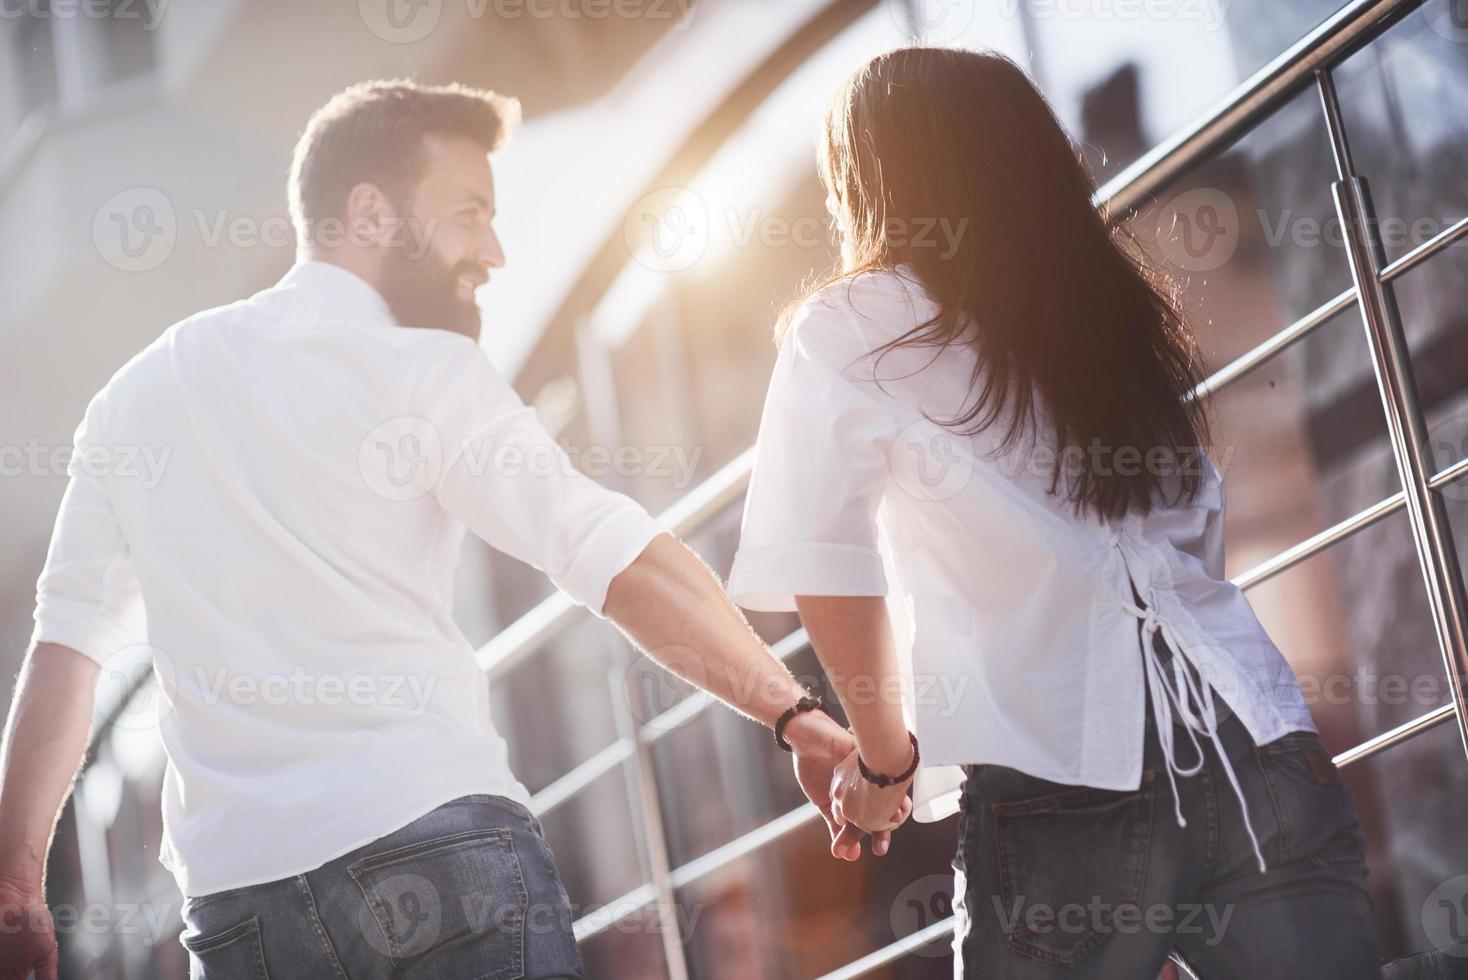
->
xmin=2 ymin=0 xmax=1466 ymax=976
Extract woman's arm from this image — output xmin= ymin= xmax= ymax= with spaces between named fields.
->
xmin=794 ymin=595 xmax=915 ymax=856
xmin=605 ymin=535 xmax=893 ymax=856
xmin=794 ymin=595 xmax=911 ymax=771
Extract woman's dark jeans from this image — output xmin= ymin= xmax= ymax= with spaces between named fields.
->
xmin=953 ymin=690 xmax=1380 ymax=978
xmin=177 ymin=794 xmax=583 ymax=979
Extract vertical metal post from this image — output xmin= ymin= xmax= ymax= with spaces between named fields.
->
xmin=607 ymin=653 xmax=691 ymax=980
xmin=1316 ymin=68 xmax=1468 ymax=762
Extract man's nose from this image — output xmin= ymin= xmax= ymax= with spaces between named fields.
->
xmin=479 ymin=228 xmax=506 ymax=269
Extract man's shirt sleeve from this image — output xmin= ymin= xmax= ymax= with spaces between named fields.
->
xmin=415 ymin=336 xmax=664 ymax=617
xmin=31 ymin=388 xmax=146 ymax=663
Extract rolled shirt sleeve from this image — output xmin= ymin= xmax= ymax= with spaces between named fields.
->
xmin=415 ymin=336 xmax=663 ymax=616
xmin=726 ymin=288 xmax=900 ymax=612
xmin=31 ymin=388 xmax=147 ymax=663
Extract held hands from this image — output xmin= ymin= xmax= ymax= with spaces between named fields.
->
xmin=829 ymin=745 xmax=914 ymax=861
xmin=782 ymin=710 xmax=913 ymax=861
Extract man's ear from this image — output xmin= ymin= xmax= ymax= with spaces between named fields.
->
xmin=343 ymin=182 xmax=398 ymax=248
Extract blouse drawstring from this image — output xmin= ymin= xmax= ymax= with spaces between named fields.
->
xmin=1122 ymin=597 xmax=1268 ymax=874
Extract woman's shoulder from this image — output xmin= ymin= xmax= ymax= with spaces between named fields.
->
xmin=789 ymin=265 xmax=940 ymax=353
xmin=804 ymin=265 xmax=934 ymax=317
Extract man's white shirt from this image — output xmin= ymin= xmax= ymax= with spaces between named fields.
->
xmin=31 ymin=259 xmax=663 ymax=897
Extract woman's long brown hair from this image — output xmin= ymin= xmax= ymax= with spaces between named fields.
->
xmin=788 ymin=47 xmax=1209 ymax=519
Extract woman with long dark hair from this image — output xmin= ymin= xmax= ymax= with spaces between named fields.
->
xmin=728 ymin=48 xmax=1380 ymax=978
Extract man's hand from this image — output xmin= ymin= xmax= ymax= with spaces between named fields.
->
xmin=0 ymin=881 xmax=58 ymax=980
xmin=783 ymin=711 xmax=895 ymax=861
xmin=830 ymin=745 xmax=914 ymax=846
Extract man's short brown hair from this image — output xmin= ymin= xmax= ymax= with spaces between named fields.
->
xmin=288 ymin=79 xmax=520 ymax=245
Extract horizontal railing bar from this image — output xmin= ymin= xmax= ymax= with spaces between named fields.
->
xmin=815 ymin=916 xmax=957 ymax=980
xmin=1192 ymin=288 xmax=1355 ymax=400
xmin=571 ymin=882 xmax=660 ymax=943
xmin=1232 ymin=491 xmax=1406 ymax=592
xmin=532 ymin=629 xmax=810 ymax=819
xmin=1094 ymin=0 xmax=1421 ymax=220
xmin=529 ymin=739 xmax=635 ymax=816
xmin=1379 ymin=214 xmax=1468 ymax=284
xmin=1429 ymin=454 xmax=1468 ymax=492
xmin=667 ymin=802 xmax=821 ymax=889
xmin=1334 ymin=702 xmax=1458 ymax=768
xmin=569 ymin=802 xmax=821 ymax=941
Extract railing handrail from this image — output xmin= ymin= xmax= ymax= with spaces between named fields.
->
xmin=1092 ymin=0 xmax=1419 ymax=218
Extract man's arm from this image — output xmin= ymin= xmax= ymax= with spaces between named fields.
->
xmin=603 ymin=533 xmax=890 ymax=854
xmin=0 ymin=642 xmax=98 ymax=891
xmin=606 ymin=533 xmax=817 ymax=730
xmin=0 ymin=641 xmax=98 ymax=980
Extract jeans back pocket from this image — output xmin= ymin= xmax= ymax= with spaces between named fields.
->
xmin=348 ymin=826 xmax=528 ymax=980
xmin=1256 ymin=730 xmax=1366 ymax=874
xmin=990 ymin=777 xmax=1155 ymax=968
xmin=180 ymin=914 xmax=270 ymax=980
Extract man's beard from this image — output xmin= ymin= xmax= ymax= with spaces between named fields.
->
xmin=379 ymin=248 xmax=484 ymax=342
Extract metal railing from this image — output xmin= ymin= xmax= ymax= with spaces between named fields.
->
xmin=471 ymin=0 xmax=1468 ymax=973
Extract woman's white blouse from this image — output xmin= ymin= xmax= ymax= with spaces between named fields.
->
xmin=726 ymin=268 xmax=1316 ymax=847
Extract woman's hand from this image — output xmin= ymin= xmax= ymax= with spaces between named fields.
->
xmin=784 ymin=711 xmax=894 ymax=860
xmin=829 ymin=746 xmax=913 ymax=860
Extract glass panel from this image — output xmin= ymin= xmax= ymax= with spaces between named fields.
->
xmin=1246 ymin=505 xmax=1439 ymax=750
xmin=1333 ymin=0 xmax=1468 ymax=266
xmin=1019 ymin=0 xmax=1350 ymax=183
xmin=1125 ymin=85 xmax=1355 ymax=373
xmin=675 ymin=815 xmax=957 ymax=979
xmin=1342 ymin=720 xmax=1468 ymax=963
xmin=1390 ymin=235 xmax=1468 ymax=487
xmin=579 ymin=910 xmax=671 ymax=980
xmin=1199 ymin=306 xmax=1398 ymax=576
xmin=650 ymin=645 xmax=834 ymax=869
xmin=494 ymin=617 xmax=626 ymax=794
xmin=540 ymin=761 xmax=646 ymax=914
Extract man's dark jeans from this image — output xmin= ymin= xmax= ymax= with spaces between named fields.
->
xmin=953 ymin=691 xmax=1380 ymax=978
xmin=178 ymin=794 xmax=583 ymax=979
